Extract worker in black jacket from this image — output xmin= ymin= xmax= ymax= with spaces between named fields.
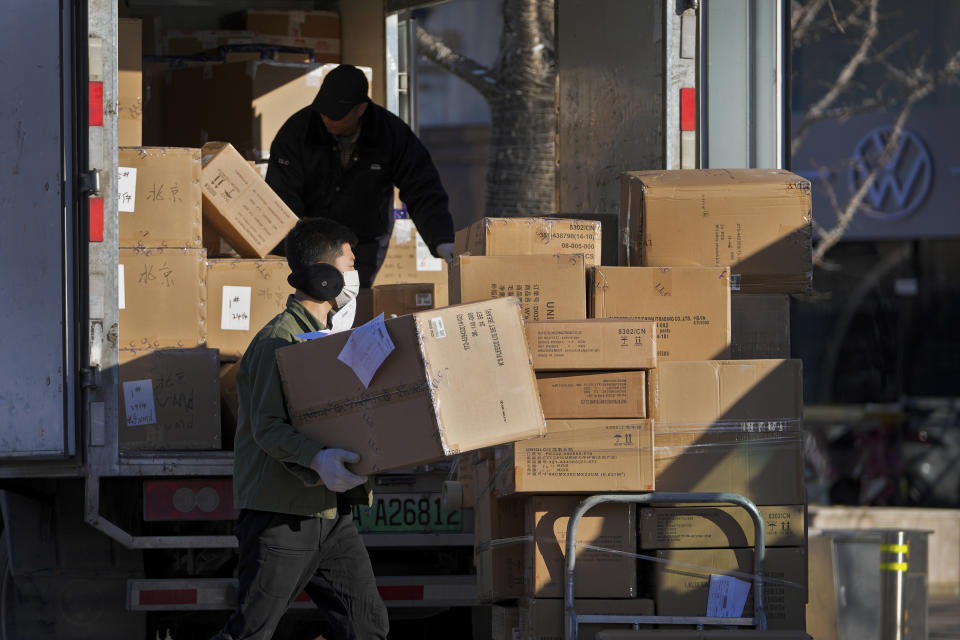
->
xmin=266 ymin=64 xmax=456 ymax=287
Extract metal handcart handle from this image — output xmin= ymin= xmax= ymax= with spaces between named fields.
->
xmin=564 ymin=492 xmax=768 ymax=640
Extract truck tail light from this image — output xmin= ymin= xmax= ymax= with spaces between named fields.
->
xmin=143 ymin=479 xmax=238 ymax=521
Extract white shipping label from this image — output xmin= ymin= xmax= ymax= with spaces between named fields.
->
xmin=118 ymin=166 xmax=137 ymax=212
xmin=416 ymin=234 xmax=443 ymax=272
xmin=415 ymin=292 xmax=433 ymax=307
xmin=394 ymin=218 xmax=414 ymax=244
xmin=730 ymin=273 xmax=742 ymax=291
xmin=430 ymin=317 xmax=446 ymax=339
xmin=337 ymin=313 xmax=395 ymax=387
xmin=123 ymin=379 xmax=157 ymax=426
xmin=118 ymin=264 xmax=126 ymax=309
xmin=221 ymin=285 xmax=252 ymax=331
xmin=706 ymin=574 xmax=751 ymax=618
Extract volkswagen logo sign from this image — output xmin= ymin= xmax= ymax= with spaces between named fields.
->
xmin=847 ymin=126 xmax=933 ymax=221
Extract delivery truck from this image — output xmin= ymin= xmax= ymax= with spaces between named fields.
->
xmin=0 ymin=0 xmax=788 ymax=637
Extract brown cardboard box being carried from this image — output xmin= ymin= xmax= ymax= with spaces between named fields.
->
xmin=451 ymin=254 xmax=587 ymax=322
xmin=525 ymin=320 xmax=657 ymax=371
xmin=206 ymin=258 xmax=294 ymax=360
xmin=640 ymin=505 xmax=806 ymax=549
xmin=495 ymin=419 xmax=654 ymax=494
xmin=597 ymin=631 xmax=812 ymax=639
xmin=654 ymin=547 xmax=808 ymax=631
xmin=118 ymin=147 xmax=202 ymax=248
xmin=276 ymin=297 xmax=546 ymax=475
xmin=118 ymin=348 xmax=220 ymax=450
xmin=620 ymin=169 xmax=813 ymax=294
xmin=372 ymin=282 xmax=448 ymax=318
xmin=590 ymin=266 xmax=731 ymax=361
xmin=455 ymin=217 xmax=603 ymax=266
xmin=118 ymin=18 xmax=143 ymax=147
xmin=537 ymin=371 xmax=647 ymax=419
xmin=520 ymin=598 xmax=655 ymax=640
xmin=372 ymin=219 xmax=449 ymax=288
xmin=491 ymin=604 xmax=520 ymax=640
xmin=650 ymin=359 xmax=804 ymax=506
xmin=731 ymin=294 xmax=791 ymax=359
xmin=118 ymin=247 xmax=207 ymax=350
xmin=200 ymin=142 xmax=299 ymax=259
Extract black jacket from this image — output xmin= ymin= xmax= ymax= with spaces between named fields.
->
xmin=266 ymin=101 xmax=454 ymax=255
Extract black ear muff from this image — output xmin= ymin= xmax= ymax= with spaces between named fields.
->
xmin=287 ymin=263 xmax=345 ymax=301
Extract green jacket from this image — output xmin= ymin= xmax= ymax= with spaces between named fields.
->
xmin=232 ymin=295 xmax=370 ymax=517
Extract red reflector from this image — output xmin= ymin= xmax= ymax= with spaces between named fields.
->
xmin=378 ymin=585 xmax=424 ymax=601
xmin=295 ymin=591 xmax=311 ymax=602
xmin=89 ymin=197 xmax=103 ymax=242
xmin=88 ymin=81 xmax=103 ymax=127
xmin=680 ymin=88 xmax=696 ymax=131
xmin=143 ymin=479 xmax=238 ymax=522
xmin=139 ymin=589 xmax=197 ymax=606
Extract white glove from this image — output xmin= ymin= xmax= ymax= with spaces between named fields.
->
xmin=308 ymin=449 xmax=368 ymax=493
xmin=436 ymin=242 xmax=455 ymax=263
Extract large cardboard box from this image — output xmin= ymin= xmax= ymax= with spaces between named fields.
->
xmin=118 ymin=147 xmax=202 ymax=248
xmin=245 ymin=9 xmax=340 ymax=40
xmin=495 ymin=419 xmax=654 ymax=494
xmin=455 ymin=217 xmax=603 ymax=266
xmin=537 ymin=371 xmax=647 ymax=419
xmin=544 ymin=212 xmax=620 ymax=266
xmin=161 ymin=29 xmax=255 ymax=56
xmin=246 ymin=34 xmax=341 ymax=64
xmin=118 ymin=18 xmax=143 ymax=147
xmin=452 ymin=254 xmax=587 ymax=322
xmin=118 ymin=348 xmax=220 ymax=450
xmin=525 ymin=320 xmax=657 ymax=371
xmin=731 ymin=294 xmax=791 ymax=359
xmin=276 ymin=298 xmax=546 ymax=475
xmin=520 ymin=598 xmax=655 ymax=640
xmin=654 ymin=547 xmax=808 ymax=630
xmin=118 ymin=247 xmax=207 ymax=349
xmin=590 ymin=267 xmax=730 ymax=361
xmin=372 ymin=219 xmax=449 ymax=287
xmin=475 ymin=459 xmax=526 ymax=602
xmin=597 ymin=632 xmax=812 ymax=639
xmin=206 ymin=258 xmax=293 ymax=360
xmin=200 ymin=142 xmax=299 ymax=258
xmin=527 ymin=495 xmax=637 ymax=598
xmin=640 ymin=505 xmax=805 ymax=549
xmin=372 ymin=282 xmax=448 ymax=318
xmin=620 ymin=169 xmax=813 ymax=293
xmin=491 ymin=605 xmax=520 ymax=640
xmin=651 ymin=359 xmax=805 ymax=505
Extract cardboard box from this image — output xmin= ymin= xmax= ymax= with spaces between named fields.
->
xmin=455 ymin=217 xmax=603 ymax=266
xmin=491 ymin=605 xmax=520 ymax=640
xmin=521 ymin=598 xmax=654 ymax=640
xmin=590 ymin=266 xmax=731 ymax=361
xmin=525 ymin=320 xmax=657 ymax=371
xmin=654 ymin=547 xmax=808 ymax=630
xmin=219 ymin=361 xmax=239 ymax=450
xmin=640 ymin=505 xmax=805 ymax=549
xmin=452 ymin=254 xmax=587 ymax=322
xmin=620 ymin=169 xmax=813 ymax=293
xmin=527 ymin=495 xmax=637 ymax=598
xmin=805 ymin=535 xmax=839 ymax=640
xmin=455 ymin=456 xmax=476 ymax=509
xmin=597 ymin=632 xmax=812 ymax=639
xmin=118 ymin=247 xmax=207 ymax=349
xmin=276 ymin=298 xmax=546 ymax=475
xmin=372 ymin=282 xmax=448 ymax=318
xmin=475 ymin=458 xmax=526 ymax=602
xmin=161 ymin=29 xmax=255 ymax=56
xmin=206 ymin=258 xmax=293 ymax=360
xmin=651 ymin=359 xmax=805 ymax=505
xmin=545 ymin=212 xmax=620 ymax=266
xmin=118 ymin=18 xmax=143 ymax=147
xmin=731 ymin=294 xmax=791 ymax=359
xmin=496 ymin=419 xmax=654 ymax=494
xmin=247 ymin=34 xmax=341 ymax=64
xmin=200 ymin=142 xmax=299 ymax=258
xmin=537 ymin=371 xmax=647 ymax=419
xmin=118 ymin=348 xmax=220 ymax=450
xmin=245 ymin=9 xmax=340 ymax=40
xmin=118 ymin=147 xmax=202 ymax=248
xmin=372 ymin=219 xmax=449 ymax=288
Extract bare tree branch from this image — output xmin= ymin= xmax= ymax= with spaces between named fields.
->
xmin=414 ymin=25 xmax=499 ymax=100
xmin=792 ymin=0 xmax=829 ymax=44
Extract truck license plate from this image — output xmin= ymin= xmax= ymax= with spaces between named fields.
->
xmin=352 ymin=493 xmax=462 ymax=533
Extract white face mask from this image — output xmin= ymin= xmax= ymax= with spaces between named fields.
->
xmin=328 ymin=297 xmax=357 ymax=333
xmin=335 ymin=269 xmax=360 ymax=309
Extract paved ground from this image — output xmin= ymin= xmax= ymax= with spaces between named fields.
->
xmin=930 ymin=597 xmax=960 ymax=639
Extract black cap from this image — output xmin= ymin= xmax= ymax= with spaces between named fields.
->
xmin=313 ymin=65 xmax=369 ymax=120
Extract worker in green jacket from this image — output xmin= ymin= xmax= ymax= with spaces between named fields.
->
xmin=214 ymin=218 xmax=388 ymax=640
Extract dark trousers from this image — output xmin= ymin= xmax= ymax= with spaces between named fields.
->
xmin=213 ymin=509 xmax=389 ymax=640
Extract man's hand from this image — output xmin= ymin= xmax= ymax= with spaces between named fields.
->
xmin=308 ymin=449 xmax=368 ymax=493
xmin=436 ymin=242 xmax=455 ymax=264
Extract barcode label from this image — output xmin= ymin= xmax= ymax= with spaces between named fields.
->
xmin=415 ymin=293 xmax=433 ymax=307
xmin=431 ymin=317 xmax=446 ymax=338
